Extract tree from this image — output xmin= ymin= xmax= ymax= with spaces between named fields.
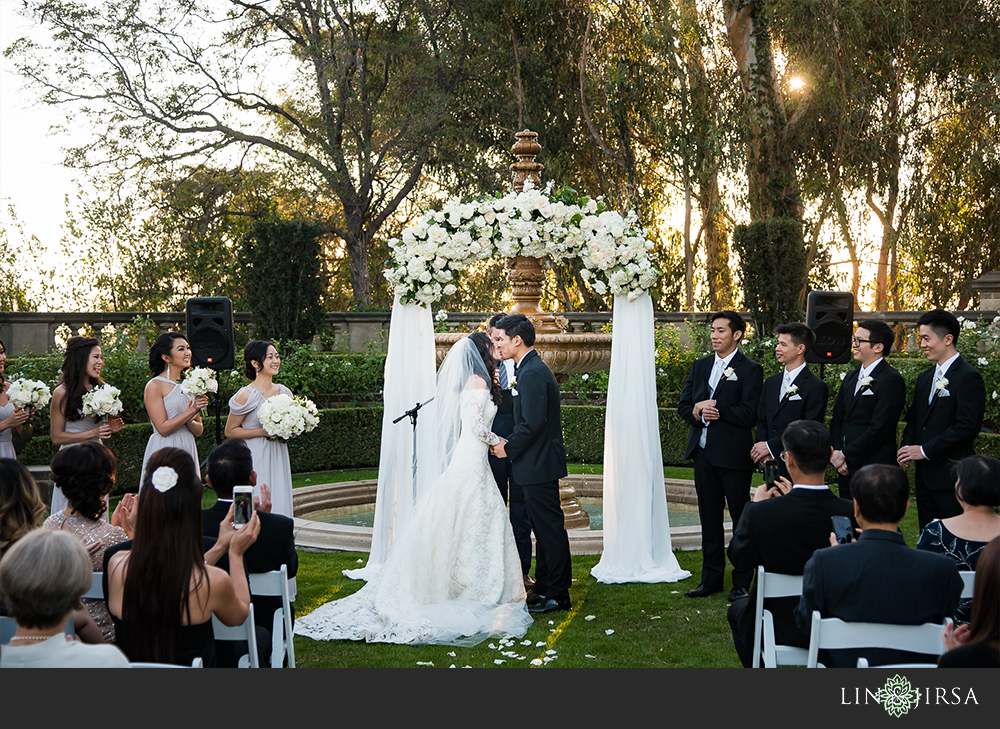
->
xmin=8 ymin=0 xmax=508 ymax=305
xmin=733 ymin=218 xmax=806 ymax=335
xmin=0 ymin=204 xmax=44 ymax=312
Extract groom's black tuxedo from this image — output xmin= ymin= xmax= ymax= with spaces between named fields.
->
xmin=901 ymin=355 xmax=985 ymax=528
xmin=829 ymin=359 xmax=906 ymax=498
xmin=755 ymin=365 xmax=828 ymax=480
xmin=678 ymin=349 xmax=763 ymax=591
xmin=505 ymin=349 xmax=571 ymax=603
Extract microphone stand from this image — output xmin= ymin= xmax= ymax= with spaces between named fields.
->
xmin=393 ymin=397 xmax=434 ymax=503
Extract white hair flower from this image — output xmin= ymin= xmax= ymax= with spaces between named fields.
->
xmin=151 ymin=466 xmax=178 ymax=493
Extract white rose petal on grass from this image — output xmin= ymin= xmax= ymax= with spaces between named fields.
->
xmin=651 ymin=616 xmax=661 ymax=620
xmin=416 ymin=661 xmax=434 ymax=666
xmin=494 ymin=659 xmax=505 ymax=665
xmin=450 ymin=664 xmax=456 ymax=668
xmin=447 ymin=651 xmax=456 ymax=657
xmin=543 ymin=656 xmax=553 ymax=663
xmin=585 ymin=655 xmax=597 ymax=659
xmin=605 ymin=629 xmax=615 ymax=635
xmin=521 ymin=640 xmax=532 ymax=646
xmin=548 ymin=620 xmax=554 ymax=625
xmin=530 ymin=658 xmax=543 ymax=666
xmin=535 ymin=641 xmax=546 ymax=647
xmin=584 ymin=615 xmax=596 ymax=621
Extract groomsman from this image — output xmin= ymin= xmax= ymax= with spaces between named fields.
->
xmin=751 ymin=323 xmax=829 ymax=484
xmin=898 ymin=309 xmax=986 ymax=529
xmin=488 ymin=313 xmax=533 ymax=588
xmin=678 ymin=311 xmax=763 ymax=600
xmin=829 ymin=320 xmax=906 ymax=500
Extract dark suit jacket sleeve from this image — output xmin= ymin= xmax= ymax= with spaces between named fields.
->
xmin=716 ymin=360 xmax=763 ymax=429
xmin=677 ymin=362 xmax=701 ymax=428
xmin=795 ymin=553 xmax=825 ymax=635
xmin=755 ymin=381 xmax=770 ymax=445
xmin=284 ymin=524 xmax=299 ymax=578
xmin=830 ymin=380 xmax=848 ymax=446
xmin=726 ymin=502 xmax=760 ymax=572
xmin=901 ymin=372 xmax=926 ymax=447
xmin=922 ymin=365 xmax=986 ymax=462
xmin=503 ymin=364 xmax=547 ymax=462
xmin=842 ymin=372 xmax=906 ymax=465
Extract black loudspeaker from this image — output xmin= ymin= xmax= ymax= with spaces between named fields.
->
xmin=186 ymin=297 xmax=235 ymax=370
xmin=806 ymin=291 xmax=855 ymax=364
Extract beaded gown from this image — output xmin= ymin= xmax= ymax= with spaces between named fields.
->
xmin=139 ymin=376 xmax=200 ymax=490
xmin=228 ymin=385 xmax=294 ymax=518
xmin=51 ymin=413 xmax=101 ymax=517
xmin=294 ymin=389 xmax=531 ymax=646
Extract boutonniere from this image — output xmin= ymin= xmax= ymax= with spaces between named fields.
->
xmin=935 ymin=377 xmax=950 ymax=397
xmin=858 ymin=375 xmax=875 ymax=391
xmin=509 ymin=377 xmax=517 ymax=390
xmin=723 ymin=367 xmax=736 ymax=380
xmin=783 ymin=384 xmax=799 ymax=400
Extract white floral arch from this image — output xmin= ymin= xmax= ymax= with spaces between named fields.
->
xmin=345 ymin=182 xmax=690 ymax=586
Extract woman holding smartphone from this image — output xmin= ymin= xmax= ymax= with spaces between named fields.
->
xmin=49 ymin=337 xmax=124 ymax=515
xmin=225 ymin=340 xmax=294 ymax=518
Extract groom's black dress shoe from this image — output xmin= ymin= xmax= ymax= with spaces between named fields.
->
xmin=526 ymin=590 xmax=545 ymax=606
xmin=727 ymin=587 xmax=749 ymax=602
xmin=527 ymin=597 xmax=570 ymax=614
xmin=684 ymin=584 xmax=722 ymax=598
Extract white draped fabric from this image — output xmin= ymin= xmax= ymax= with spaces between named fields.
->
xmin=343 ymin=296 xmax=439 ymax=581
xmin=591 ymin=293 xmax=692 ymax=584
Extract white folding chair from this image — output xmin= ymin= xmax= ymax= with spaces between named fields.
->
xmin=806 ymin=611 xmax=949 ymax=668
xmin=131 ymin=658 xmax=204 ymax=668
xmin=83 ymin=572 xmax=104 ymax=600
xmin=751 ymin=566 xmax=807 ymax=668
xmin=959 ymin=571 xmax=975 ymax=600
xmin=249 ymin=564 xmax=295 ymax=668
xmin=212 ymin=603 xmax=259 ymax=668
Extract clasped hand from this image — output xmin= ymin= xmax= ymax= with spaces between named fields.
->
xmin=896 ymin=445 xmax=925 ymax=467
xmin=692 ymin=399 xmax=718 ymax=422
xmin=490 ymin=438 xmax=507 ymax=458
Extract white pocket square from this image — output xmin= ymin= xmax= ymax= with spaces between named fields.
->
xmin=511 ymin=388 xmax=519 ymax=397
xmin=788 ymin=394 xmax=802 ymax=401
xmin=861 ymin=390 xmax=875 ymax=396
xmin=937 ymin=390 xmax=950 ymax=397
xmin=726 ymin=374 xmax=738 ymax=381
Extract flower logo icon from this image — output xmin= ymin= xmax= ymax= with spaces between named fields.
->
xmin=880 ymin=675 xmax=918 ymax=717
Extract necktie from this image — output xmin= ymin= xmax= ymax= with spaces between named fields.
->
xmin=929 ymin=367 xmax=942 ymax=404
xmin=498 ymin=360 xmax=509 ymax=390
xmin=708 ymin=359 xmax=724 ymax=397
xmin=780 ymin=371 xmax=791 ymax=399
xmin=854 ymin=367 xmax=867 ymax=396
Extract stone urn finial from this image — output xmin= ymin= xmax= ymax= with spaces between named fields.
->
xmin=510 ymin=129 xmax=544 ymax=193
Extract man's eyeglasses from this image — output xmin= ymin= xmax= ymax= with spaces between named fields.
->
xmin=851 ymin=337 xmax=871 ymax=346
xmin=779 ymin=451 xmax=788 ymax=463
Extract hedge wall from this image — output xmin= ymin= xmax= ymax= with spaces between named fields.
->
xmin=20 ymin=406 xmax=1000 ymax=497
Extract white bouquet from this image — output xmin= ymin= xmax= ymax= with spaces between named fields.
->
xmin=6 ymin=378 xmax=52 ymax=410
xmin=180 ymin=367 xmax=218 ymax=399
xmin=257 ymin=394 xmax=320 ymax=441
xmin=82 ymin=384 xmax=124 ymax=419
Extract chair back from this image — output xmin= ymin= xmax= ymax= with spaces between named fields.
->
xmin=248 ymin=564 xmax=295 ymax=668
xmin=211 ymin=603 xmax=259 ymax=668
xmin=83 ymin=572 xmax=104 ymax=600
xmin=959 ymin=571 xmax=975 ymax=600
xmin=1 ymin=615 xmax=74 ymax=644
xmin=130 ymin=657 xmax=204 ymax=668
xmin=806 ymin=611 xmax=948 ymax=668
xmin=751 ymin=567 xmax=805 ymax=668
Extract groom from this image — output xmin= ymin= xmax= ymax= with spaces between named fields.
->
xmin=492 ymin=314 xmax=572 ymax=613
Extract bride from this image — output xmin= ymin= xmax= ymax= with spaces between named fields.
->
xmin=294 ymin=332 xmax=532 ymax=646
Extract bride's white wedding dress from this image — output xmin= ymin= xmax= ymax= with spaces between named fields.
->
xmin=294 ymin=387 xmax=532 ymax=646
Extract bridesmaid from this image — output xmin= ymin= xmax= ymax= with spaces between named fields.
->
xmin=138 ymin=333 xmax=209 ymax=490
xmin=50 ymin=337 xmax=125 ymax=515
xmin=225 ymin=340 xmax=294 ymax=518
xmin=0 ymin=338 xmax=33 ymax=460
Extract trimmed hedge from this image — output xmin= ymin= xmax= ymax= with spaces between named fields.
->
xmin=22 ymin=405 xmax=999 ymax=498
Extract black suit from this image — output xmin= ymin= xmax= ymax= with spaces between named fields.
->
xmin=829 ymin=359 xmax=906 ymax=499
xmin=901 ymin=355 xmax=986 ymax=529
xmin=505 ymin=349 xmax=571 ymax=603
xmin=678 ymin=350 xmax=763 ymax=590
xmin=755 ymin=365 xmax=829 ymax=480
xmin=489 ymin=367 xmax=532 ymax=574
xmin=203 ymin=500 xmax=298 ymax=634
xmin=795 ymin=530 xmax=963 ymax=667
xmin=726 ymin=487 xmax=854 ymax=667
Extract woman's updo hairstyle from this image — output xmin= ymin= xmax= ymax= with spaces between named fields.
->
xmin=50 ymin=442 xmax=117 ymax=521
xmin=242 ymin=340 xmax=273 ymax=381
xmin=148 ymin=332 xmax=190 ymax=376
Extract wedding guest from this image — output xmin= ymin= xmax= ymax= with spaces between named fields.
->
xmin=795 ymin=464 xmax=963 ymax=667
xmin=751 ymin=322 xmax=828 ymax=484
xmin=139 ymin=332 xmax=208 ymax=490
xmin=41 ymin=443 xmax=136 ymax=642
xmin=917 ymin=455 xmax=1000 ymax=624
xmin=898 ymin=309 xmax=986 ymax=529
xmin=49 ymin=337 xmax=124 ymax=516
xmin=829 ymin=320 xmax=906 ymax=500
xmin=678 ymin=311 xmax=763 ymax=600
xmin=488 ymin=313 xmax=533 ymax=588
xmin=106 ymin=447 xmax=259 ymax=666
xmin=0 ymin=337 xmax=34 ymax=459
xmin=939 ymin=536 xmax=1000 ymax=668
xmin=225 ymin=340 xmax=294 ymax=518
xmin=0 ymin=458 xmax=103 ymax=644
xmin=0 ymin=530 xmax=130 ymax=668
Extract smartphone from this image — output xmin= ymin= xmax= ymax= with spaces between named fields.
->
xmin=233 ymin=486 xmax=254 ymax=530
xmin=763 ymin=460 xmax=780 ymax=488
xmin=832 ymin=515 xmax=854 ymax=544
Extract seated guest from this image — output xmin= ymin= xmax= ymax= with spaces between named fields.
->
xmin=203 ymin=438 xmax=297 ymax=655
xmin=42 ymin=442 xmax=136 ymax=642
xmin=0 ymin=529 xmax=130 ymax=667
xmin=939 ymin=536 xmax=999 ymax=667
xmin=0 ymin=458 xmax=103 ymax=645
xmin=727 ymin=420 xmax=854 ymax=667
xmin=106 ymin=447 xmax=259 ymax=667
xmin=795 ymin=464 xmax=964 ymax=667
xmin=917 ymin=455 xmax=1000 ymax=623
